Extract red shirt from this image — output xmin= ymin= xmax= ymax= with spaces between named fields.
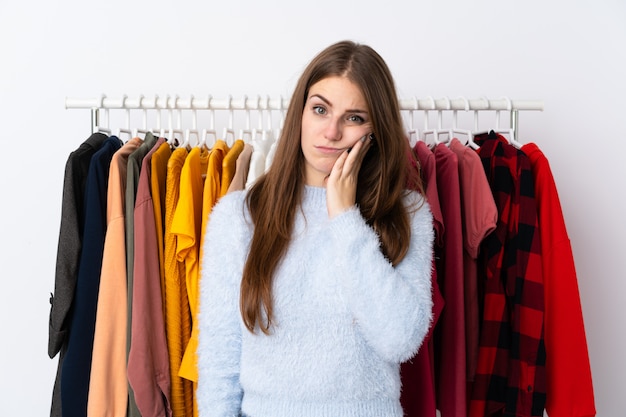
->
xmin=521 ymin=143 xmax=596 ymax=417
xmin=470 ymin=133 xmax=546 ymax=417
xmin=433 ymin=143 xmax=467 ymax=417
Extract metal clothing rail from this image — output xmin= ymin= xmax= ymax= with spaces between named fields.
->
xmin=64 ymin=95 xmax=544 ymax=140
xmin=65 ymin=95 xmax=544 ymax=111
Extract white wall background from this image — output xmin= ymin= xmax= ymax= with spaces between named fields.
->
xmin=1 ymin=1 xmax=624 ymax=416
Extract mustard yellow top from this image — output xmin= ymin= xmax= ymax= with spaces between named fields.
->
xmin=220 ymin=139 xmax=245 ymax=197
xmin=176 ymin=146 xmax=209 ymax=384
xmin=163 ymin=147 xmax=194 ymax=416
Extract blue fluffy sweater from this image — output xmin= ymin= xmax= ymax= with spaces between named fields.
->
xmin=197 ymin=186 xmax=434 ymax=417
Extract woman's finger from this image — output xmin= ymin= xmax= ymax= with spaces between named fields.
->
xmin=342 ymin=134 xmax=371 ymax=176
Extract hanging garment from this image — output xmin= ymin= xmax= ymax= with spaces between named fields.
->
xmin=220 ymin=139 xmax=245 ymax=197
xmin=433 ymin=143 xmax=467 ymax=417
xmin=470 ymin=132 xmax=546 ymax=417
xmin=176 ymin=146 xmax=210 ymax=385
xmin=265 ymin=140 xmax=278 ymax=170
xmin=200 ymin=140 xmax=229 ymax=240
xmin=449 ymin=138 xmax=498 ymax=386
xmin=49 ymin=132 xmax=108 ymax=417
xmin=128 ymin=137 xmax=173 ymax=417
xmin=521 ymin=143 xmax=596 ymax=417
xmin=61 ymin=135 xmax=122 ymax=417
xmin=128 ymin=138 xmax=172 ymax=416
xmin=227 ymin=142 xmax=254 ymax=193
xmin=151 ymin=141 xmax=173 ymax=301
xmin=88 ymin=137 xmax=142 ymax=417
xmin=125 ymin=131 xmax=158 ymax=417
xmin=400 ymin=142 xmax=445 ymax=417
xmin=48 ymin=132 xmax=109 ymax=358
xmin=245 ymin=135 xmax=274 ymax=189
xmin=163 ymin=147 xmax=194 ymax=417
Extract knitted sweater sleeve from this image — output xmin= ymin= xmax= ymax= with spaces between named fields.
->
xmin=197 ymin=191 xmax=247 ymax=417
xmin=328 ymin=191 xmax=434 ymax=363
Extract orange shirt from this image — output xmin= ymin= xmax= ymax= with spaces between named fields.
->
xmin=88 ymin=138 xmax=142 ymax=417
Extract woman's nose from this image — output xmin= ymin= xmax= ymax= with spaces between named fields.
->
xmin=323 ymin=118 xmax=342 ymax=141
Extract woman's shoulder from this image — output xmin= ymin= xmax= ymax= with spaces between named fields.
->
xmin=213 ymin=189 xmax=247 ymax=211
xmin=208 ymin=189 xmax=252 ymax=230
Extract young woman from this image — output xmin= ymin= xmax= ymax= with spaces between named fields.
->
xmin=197 ymin=40 xmax=434 ymax=417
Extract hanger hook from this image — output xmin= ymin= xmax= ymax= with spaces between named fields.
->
xmin=95 ymin=94 xmax=110 ymax=133
xmin=453 ymin=96 xmax=469 ymax=129
xmin=424 ymin=95 xmax=435 ymax=130
xmin=222 ymin=95 xmax=235 ymax=144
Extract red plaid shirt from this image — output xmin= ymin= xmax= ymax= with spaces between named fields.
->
xmin=469 ymin=132 xmax=546 ymax=417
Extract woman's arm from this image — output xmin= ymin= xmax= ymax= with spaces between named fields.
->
xmin=197 ymin=192 xmax=247 ymax=417
xmin=328 ymin=192 xmax=434 ymax=363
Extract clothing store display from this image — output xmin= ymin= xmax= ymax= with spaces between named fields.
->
xmin=49 ymin=97 xmax=596 ymax=417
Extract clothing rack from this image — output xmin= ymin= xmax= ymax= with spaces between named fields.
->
xmin=64 ymin=95 xmax=544 ymax=143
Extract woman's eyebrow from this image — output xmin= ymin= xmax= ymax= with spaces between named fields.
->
xmin=309 ymin=94 xmax=368 ymax=114
xmin=309 ymin=93 xmax=331 ymax=106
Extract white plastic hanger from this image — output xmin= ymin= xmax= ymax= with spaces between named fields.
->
xmin=469 ymin=96 xmax=493 ymax=148
xmin=433 ymin=96 xmax=452 ymax=145
xmin=181 ymin=96 xmax=200 ymax=149
xmin=168 ymin=95 xmax=184 ymax=147
xmin=420 ymin=96 xmax=437 ymax=146
xmin=449 ymin=96 xmax=475 ymax=148
xmin=199 ymin=95 xmax=217 ymax=149
xmin=237 ymin=95 xmax=254 ymax=143
xmin=132 ymin=95 xmax=150 ymax=139
xmin=496 ymin=96 xmax=523 ymax=148
xmin=151 ymin=94 xmax=165 ymax=138
xmin=222 ymin=95 xmax=236 ymax=147
xmin=406 ymin=97 xmax=419 ymax=147
xmin=94 ymin=95 xmax=111 ymax=135
xmin=117 ymin=96 xmax=134 ymax=141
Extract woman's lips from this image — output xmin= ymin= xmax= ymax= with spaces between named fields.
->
xmin=315 ymin=145 xmax=347 ymax=154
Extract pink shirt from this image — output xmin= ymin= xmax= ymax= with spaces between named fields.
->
xmin=128 ymin=137 xmax=173 ymax=417
xmin=449 ymin=138 xmax=497 ymax=382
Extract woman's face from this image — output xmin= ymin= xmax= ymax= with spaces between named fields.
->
xmin=301 ymin=76 xmax=373 ymax=187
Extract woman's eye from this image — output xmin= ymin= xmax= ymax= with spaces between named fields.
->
xmin=348 ymin=114 xmax=365 ymax=123
xmin=313 ymin=106 xmax=326 ymax=115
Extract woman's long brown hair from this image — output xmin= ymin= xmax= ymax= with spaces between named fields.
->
xmin=240 ymin=40 xmax=424 ymax=334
